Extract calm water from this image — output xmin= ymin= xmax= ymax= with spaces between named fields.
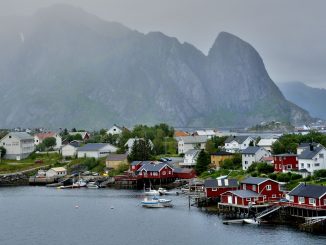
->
xmin=0 ymin=187 xmax=325 ymax=245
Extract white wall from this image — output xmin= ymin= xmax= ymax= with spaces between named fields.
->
xmin=242 ymin=148 xmax=271 ymax=170
xmin=62 ymin=144 xmax=77 ymax=157
xmin=299 ymin=148 xmax=326 ymax=173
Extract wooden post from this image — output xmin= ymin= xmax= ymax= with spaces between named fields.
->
xmin=188 ymin=195 xmax=191 ymax=209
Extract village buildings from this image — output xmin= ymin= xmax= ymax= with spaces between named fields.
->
xmin=257 ymin=138 xmax=278 ymax=152
xmin=204 ymin=178 xmax=238 ymax=199
xmin=106 ymin=153 xmax=128 ymax=169
xmin=298 ymin=144 xmax=326 ymax=173
xmin=77 ymin=143 xmax=118 ymax=159
xmin=210 ymin=151 xmax=234 ymax=169
xmin=273 ymin=153 xmax=298 ymax=172
xmin=180 ymin=149 xmax=200 ymax=167
xmin=34 ymin=132 xmax=62 ymax=149
xmin=241 ymin=146 xmax=271 ymax=170
xmin=177 ymin=135 xmax=208 ymax=154
xmin=224 ymin=136 xmax=254 ymax=153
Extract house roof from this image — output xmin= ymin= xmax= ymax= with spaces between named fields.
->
xmin=5 ymin=132 xmax=34 ymax=141
xmin=288 ymin=183 xmax=326 ymax=198
xmin=298 ymin=146 xmax=325 ymax=160
xmin=179 ymin=135 xmax=208 ymax=144
xmin=174 ymin=131 xmax=189 ymax=137
xmin=35 ymin=132 xmax=57 ymax=140
xmin=131 ymin=161 xmax=143 ymax=166
xmin=241 ymin=146 xmax=262 ymax=154
xmin=78 ymin=143 xmax=116 ymax=152
xmin=211 ymin=151 xmax=234 ymax=156
xmin=138 ymin=162 xmax=172 ymax=172
xmin=257 ymin=138 xmax=277 ymax=147
xmin=49 ymin=167 xmax=66 ymax=172
xmin=298 ymin=142 xmax=318 ymax=148
xmin=225 ymin=190 xmax=261 ymax=198
xmin=69 ymin=140 xmax=82 ymax=148
xmin=106 ymin=153 xmax=128 ymax=161
xmin=225 ymin=136 xmax=252 ymax=144
xmin=241 ymin=177 xmax=275 ymax=185
xmin=204 ymin=178 xmax=238 ymax=188
xmin=196 ymin=130 xmax=216 ymax=136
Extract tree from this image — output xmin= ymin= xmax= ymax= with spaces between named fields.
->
xmin=128 ymin=139 xmax=154 ymax=161
xmin=43 ymin=137 xmax=56 ymax=149
xmin=256 ymin=162 xmax=274 ymax=174
xmin=195 ymin=150 xmax=210 ymax=175
xmin=0 ymin=146 xmax=6 ymax=162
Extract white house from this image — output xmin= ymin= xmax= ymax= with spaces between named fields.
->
xmin=195 ymin=129 xmax=216 ymax=139
xmin=257 ymin=138 xmax=278 ymax=152
xmin=34 ymin=132 xmax=62 ymax=149
xmin=298 ymin=144 xmax=326 ymax=173
xmin=241 ymin=146 xmax=271 ymax=170
xmin=177 ymin=136 xmax=208 ymax=154
xmin=297 ymin=142 xmax=319 ymax=155
xmin=77 ymin=143 xmax=118 ymax=159
xmin=180 ymin=149 xmax=200 ymax=167
xmin=125 ymin=138 xmax=154 ymax=154
xmin=107 ymin=125 xmax=127 ymax=135
xmin=46 ymin=167 xmax=67 ymax=178
xmin=0 ymin=132 xmax=35 ymax=160
xmin=224 ymin=136 xmax=254 ymax=153
xmin=61 ymin=141 xmax=81 ymax=158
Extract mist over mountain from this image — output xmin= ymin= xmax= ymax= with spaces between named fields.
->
xmin=278 ymin=81 xmax=326 ymax=120
xmin=0 ymin=4 xmax=311 ymax=129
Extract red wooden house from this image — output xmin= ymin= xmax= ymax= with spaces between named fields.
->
xmin=173 ymin=168 xmax=196 ymax=179
xmin=136 ymin=162 xmax=174 ymax=179
xmin=204 ymin=178 xmax=238 ymax=198
xmin=221 ymin=190 xmax=264 ymax=206
xmin=287 ymin=183 xmax=326 ymax=210
xmin=130 ymin=161 xmax=144 ymax=172
xmin=273 ymin=154 xmax=298 ymax=173
xmin=240 ymin=177 xmax=283 ymax=202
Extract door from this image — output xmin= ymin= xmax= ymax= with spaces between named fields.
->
xmin=228 ymin=195 xmax=233 ymax=204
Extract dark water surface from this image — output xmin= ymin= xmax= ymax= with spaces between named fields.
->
xmin=0 ymin=187 xmax=324 ymax=245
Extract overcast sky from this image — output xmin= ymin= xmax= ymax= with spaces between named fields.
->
xmin=1 ymin=0 xmax=325 ymax=88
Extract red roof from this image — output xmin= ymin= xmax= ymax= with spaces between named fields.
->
xmin=35 ymin=132 xmax=56 ymax=140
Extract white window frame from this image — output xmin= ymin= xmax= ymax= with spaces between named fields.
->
xmin=289 ymin=196 xmax=294 ymax=202
xmin=309 ymin=198 xmax=315 ymax=205
xmin=266 ymin=185 xmax=272 ymax=191
xmin=212 ymin=188 xmax=217 ymax=191
xmin=299 ymin=196 xmax=305 ymax=204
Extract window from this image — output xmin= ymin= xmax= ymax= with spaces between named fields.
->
xmin=299 ymin=197 xmax=305 ymax=204
xmin=315 ymin=163 xmax=320 ymax=167
xmin=272 ymin=194 xmax=276 ymax=198
xmin=307 ymin=164 xmax=311 ymax=168
xmin=266 ymin=185 xmax=272 ymax=191
xmin=252 ymin=185 xmax=256 ymax=192
xmin=212 ymin=188 xmax=217 ymax=191
xmin=246 ymin=198 xmax=251 ymax=201
xmin=243 ymin=184 xmax=246 ymax=190
xmin=324 ymin=199 xmax=326 ymax=206
xmin=287 ymin=165 xmax=292 ymax=169
xmin=319 ymin=154 xmax=324 ymax=158
xmin=301 ymin=163 xmax=304 ymax=167
xmin=245 ymin=161 xmax=248 ymax=165
xmin=289 ymin=196 xmax=294 ymax=202
xmin=309 ymin=198 xmax=315 ymax=205
xmin=162 ymin=171 xmax=166 ymax=175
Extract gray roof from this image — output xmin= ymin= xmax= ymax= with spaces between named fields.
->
xmin=241 ymin=177 xmax=273 ymax=185
xmin=5 ymin=132 xmax=34 ymax=141
xmin=225 ymin=136 xmax=252 ymax=144
xmin=211 ymin=151 xmax=234 ymax=156
xmin=78 ymin=143 xmax=115 ymax=152
xmin=226 ymin=190 xmax=261 ymax=198
xmin=131 ymin=161 xmax=143 ymax=166
xmin=138 ymin=162 xmax=172 ymax=172
xmin=241 ymin=146 xmax=262 ymax=154
xmin=179 ymin=136 xmax=208 ymax=144
xmin=298 ymin=146 xmax=324 ymax=160
xmin=204 ymin=179 xmax=238 ymax=188
xmin=289 ymin=183 xmax=326 ymax=198
xmin=106 ymin=153 xmax=128 ymax=161
xmin=184 ymin=149 xmax=200 ymax=155
xmin=298 ymin=142 xmax=318 ymax=148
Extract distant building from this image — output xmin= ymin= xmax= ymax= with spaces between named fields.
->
xmin=34 ymin=132 xmax=62 ymax=149
xmin=177 ymin=136 xmax=208 ymax=154
xmin=106 ymin=153 xmax=128 ymax=169
xmin=107 ymin=125 xmax=129 ymax=135
xmin=241 ymin=146 xmax=271 ymax=170
xmin=210 ymin=151 xmax=234 ymax=169
xmin=136 ymin=162 xmax=174 ymax=179
xmin=180 ymin=149 xmax=200 ymax=167
xmin=0 ymin=132 xmax=35 ymax=160
xmin=173 ymin=168 xmax=196 ymax=179
xmin=46 ymin=167 xmax=67 ymax=178
xmin=257 ymin=138 xmax=278 ymax=152
xmin=77 ymin=143 xmax=118 ymax=159
xmin=195 ymin=129 xmax=216 ymax=139
xmin=224 ymin=136 xmax=254 ymax=153
xmin=204 ymin=178 xmax=238 ymax=198
xmin=61 ymin=141 xmax=81 ymax=158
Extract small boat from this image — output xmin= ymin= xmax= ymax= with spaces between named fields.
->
xmin=243 ymin=218 xmax=260 ymax=225
xmin=73 ymin=179 xmax=87 ymax=188
xmin=141 ymin=197 xmax=172 ymax=208
xmin=144 ymin=188 xmax=160 ymax=196
xmin=87 ymin=182 xmax=99 ymax=189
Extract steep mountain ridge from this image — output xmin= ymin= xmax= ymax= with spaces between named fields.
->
xmin=0 ymin=4 xmax=311 ymax=128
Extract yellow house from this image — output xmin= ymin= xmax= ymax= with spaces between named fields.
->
xmin=210 ymin=151 xmax=234 ymax=168
xmin=105 ymin=153 xmax=128 ymax=169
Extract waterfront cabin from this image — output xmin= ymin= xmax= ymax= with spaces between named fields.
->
xmin=77 ymin=143 xmax=118 ymax=159
xmin=273 ymin=153 xmax=298 ymax=173
xmin=173 ymin=168 xmax=196 ymax=179
xmin=46 ymin=167 xmax=67 ymax=178
xmin=204 ymin=178 xmax=238 ymax=198
xmin=287 ymin=183 xmax=326 ymax=210
xmin=136 ymin=162 xmax=174 ymax=179
xmin=130 ymin=161 xmax=143 ymax=172
xmin=240 ymin=177 xmax=283 ymax=202
xmin=220 ymin=190 xmax=263 ymax=207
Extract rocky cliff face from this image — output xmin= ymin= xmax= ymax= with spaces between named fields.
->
xmin=0 ymin=4 xmax=311 ymax=128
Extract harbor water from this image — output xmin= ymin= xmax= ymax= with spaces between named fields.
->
xmin=0 ymin=187 xmax=325 ymax=245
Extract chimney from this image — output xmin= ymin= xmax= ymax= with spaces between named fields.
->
xmin=309 ymin=143 xmax=314 ymax=151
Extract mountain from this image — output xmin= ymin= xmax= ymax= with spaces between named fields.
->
xmin=278 ymin=81 xmax=326 ymax=120
xmin=0 ymin=4 xmax=311 ymax=129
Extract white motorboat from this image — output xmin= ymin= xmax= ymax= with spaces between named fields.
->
xmin=243 ymin=218 xmax=260 ymax=225
xmin=87 ymin=182 xmax=99 ymax=189
xmin=141 ymin=197 xmax=172 ymax=208
xmin=74 ymin=179 xmax=87 ymax=187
